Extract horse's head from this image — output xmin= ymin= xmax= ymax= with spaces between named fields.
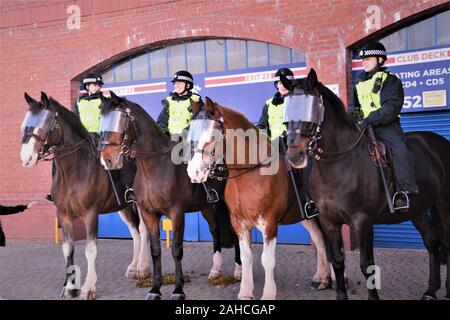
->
xmin=98 ymin=91 xmax=136 ymax=170
xmin=281 ymin=68 xmax=325 ymax=169
xmin=20 ymin=92 xmax=61 ymax=167
xmin=186 ymin=97 xmax=223 ymax=183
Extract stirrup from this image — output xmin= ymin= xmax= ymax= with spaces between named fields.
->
xmin=304 ymin=200 xmax=319 ymax=220
xmin=124 ymin=188 xmax=137 ymax=204
xmin=393 ymin=191 xmax=410 ymax=211
xmin=206 ymin=188 xmax=219 ymax=204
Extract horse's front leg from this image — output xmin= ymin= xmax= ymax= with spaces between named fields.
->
xmin=260 ymin=223 xmax=277 ymax=300
xmin=118 ymin=208 xmax=141 ymax=279
xmin=237 ymin=229 xmax=254 ymax=300
xmin=353 ymin=214 xmax=379 ymax=300
xmin=135 ymin=206 xmax=151 ymax=279
xmin=322 ymin=220 xmax=348 ymax=300
xmin=141 ymin=210 xmax=163 ymax=300
xmin=301 ymin=219 xmax=332 ymax=290
xmin=79 ymin=211 xmax=99 ymax=300
xmin=170 ymin=209 xmax=186 ymax=300
xmin=59 ymin=211 xmax=79 ymax=299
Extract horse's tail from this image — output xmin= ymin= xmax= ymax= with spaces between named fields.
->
xmin=430 ymin=206 xmax=447 ymax=266
xmin=213 ymin=200 xmax=234 ymax=248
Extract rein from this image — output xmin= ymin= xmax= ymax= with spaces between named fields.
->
xmin=132 ymin=143 xmax=176 ymax=158
xmin=311 ymin=126 xmax=367 ymax=161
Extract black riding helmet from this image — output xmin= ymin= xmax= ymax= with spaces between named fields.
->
xmin=171 ymin=70 xmax=194 ymax=91
xmin=274 ymin=68 xmax=294 ymax=89
xmin=82 ymin=72 xmax=104 ymax=90
xmin=358 ymin=42 xmax=387 ymax=65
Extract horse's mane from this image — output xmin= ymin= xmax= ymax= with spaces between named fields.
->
xmin=48 ymin=97 xmax=92 ymax=140
xmin=100 ymin=96 xmax=166 ymax=136
xmin=316 ymin=83 xmax=356 ymax=128
xmin=217 ymin=105 xmax=258 ymax=130
xmin=294 ymin=77 xmax=356 ymax=128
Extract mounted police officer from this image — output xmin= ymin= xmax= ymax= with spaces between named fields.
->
xmin=72 ymin=72 xmax=106 ymax=133
xmin=257 ymin=68 xmax=319 ymax=219
xmin=45 ymin=72 xmax=136 ymax=203
xmin=349 ymin=42 xmax=419 ymax=211
xmin=44 ymin=72 xmax=106 ymax=203
xmin=157 ymin=70 xmax=220 ymax=203
xmin=157 ymin=70 xmax=202 ymax=138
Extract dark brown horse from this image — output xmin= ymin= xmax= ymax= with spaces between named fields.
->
xmin=20 ymin=92 xmax=150 ymax=300
xmin=282 ymin=69 xmax=450 ymax=300
xmin=186 ymin=97 xmax=331 ymax=300
xmin=97 ymin=91 xmax=241 ymax=300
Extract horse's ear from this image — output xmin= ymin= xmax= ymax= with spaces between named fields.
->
xmin=110 ymin=90 xmax=121 ymax=104
xmin=307 ymin=68 xmax=318 ymax=89
xmin=191 ymin=99 xmax=202 ymax=113
xmin=205 ymin=96 xmax=215 ymax=113
xmin=40 ymin=91 xmax=50 ymax=107
xmin=24 ymin=92 xmax=37 ymax=105
xmin=280 ymin=74 xmax=293 ymax=91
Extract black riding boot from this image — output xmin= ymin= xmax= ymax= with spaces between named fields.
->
xmin=300 ymin=160 xmax=319 ymax=219
xmin=121 ymin=159 xmax=137 ymax=203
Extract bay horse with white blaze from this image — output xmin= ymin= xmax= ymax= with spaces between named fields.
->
xmin=98 ymin=91 xmax=241 ymax=300
xmin=186 ymin=97 xmax=332 ymax=300
xmin=20 ymin=92 xmax=150 ymax=300
xmin=282 ymin=69 xmax=450 ymax=300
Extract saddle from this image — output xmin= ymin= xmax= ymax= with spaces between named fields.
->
xmin=368 ymin=137 xmax=395 ymax=192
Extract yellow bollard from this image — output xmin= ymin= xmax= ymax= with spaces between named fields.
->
xmin=54 ymin=217 xmax=61 ymax=245
xmin=162 ymin=219 xmax=173 ymax=248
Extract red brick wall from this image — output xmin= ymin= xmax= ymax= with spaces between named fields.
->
xmin=1 ymin=0 xmax=447 ymax=242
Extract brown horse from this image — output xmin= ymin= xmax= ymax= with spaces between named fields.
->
xmin=20 ymin=92 xmax=150 ymax=300
xmin=97 ymin=91 xmax=241 ymax=300
xmin=281 ymin=69 xmax=450 ymax=300
xmin=186 ymin=97 xmax=331 ymax=300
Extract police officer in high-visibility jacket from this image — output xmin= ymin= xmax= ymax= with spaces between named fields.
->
xmin=257 ymin=68 xmax=319 ymax=218
xmin=349 ymin=42 xmax=419 ymax=211
xmin=157 ymin=70 xmax=223 ymax=203
xmin=157 ymin=70 xmax=202 ymax=139
xmin=72 ymin=72 xmax=106 ymax=133
xmin=45 ymin=72 xmax=106 ymax=203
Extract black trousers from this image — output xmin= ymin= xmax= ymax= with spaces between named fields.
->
xmin=374 ymin=121 xmax=418 ymax=192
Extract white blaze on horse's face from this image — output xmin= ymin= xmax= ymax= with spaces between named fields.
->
xmin=20 ymin=136 xmax=39 ymax=167
xmin=20 ymin=109 xmax=53 ymax=168
xmin=186 ymin=119 xmax=219 ymax=183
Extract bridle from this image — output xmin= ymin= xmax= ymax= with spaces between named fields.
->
xmin=285 ymin=89 xmax=366 ymax=161
xmin=98 ymin=106 xmax=137 ymax=160
xmin=190 ymin=108 xmax=271 ymax=181
xmin=22 ymin=109 xmax=97 ymax=161
xmin=21 ymin=110 xmax=59 ymax=161
xmin=98 ymin=105 xmax=176 ymax=160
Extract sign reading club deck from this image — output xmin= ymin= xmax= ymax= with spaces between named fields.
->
xmin=352 ymin=46 xmax=450 ymax=113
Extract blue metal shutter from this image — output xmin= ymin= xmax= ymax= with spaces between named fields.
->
xmin=373 ymin=110 xmax=450 ymax=249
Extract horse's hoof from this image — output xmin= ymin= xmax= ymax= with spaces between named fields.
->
xmin=421 ymin=294 xmax=437 ymax=300
xmin=233 ymin=264 xmax=242 ymax=281
xmin=60 ymin=287 xmax=79 ymax=299
xmin=310 ymin=280 xmax=332 ymax=291
xmin=170 ymin=293 xmax=186 ymax=300
xmin=208 ymin=270 xmax=221 ymax=280
xmin=80 ymin=289 xmax=97 ymax=300
xmin=145 ymin=293 xmax=162 ymax=300
xmin=336 ymin=292 xmax=348 ymax=300
xmin=137 ymin=266 xmax=152 ymax=280
xmin=125 ymin=267 xmax=138 ymax=279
